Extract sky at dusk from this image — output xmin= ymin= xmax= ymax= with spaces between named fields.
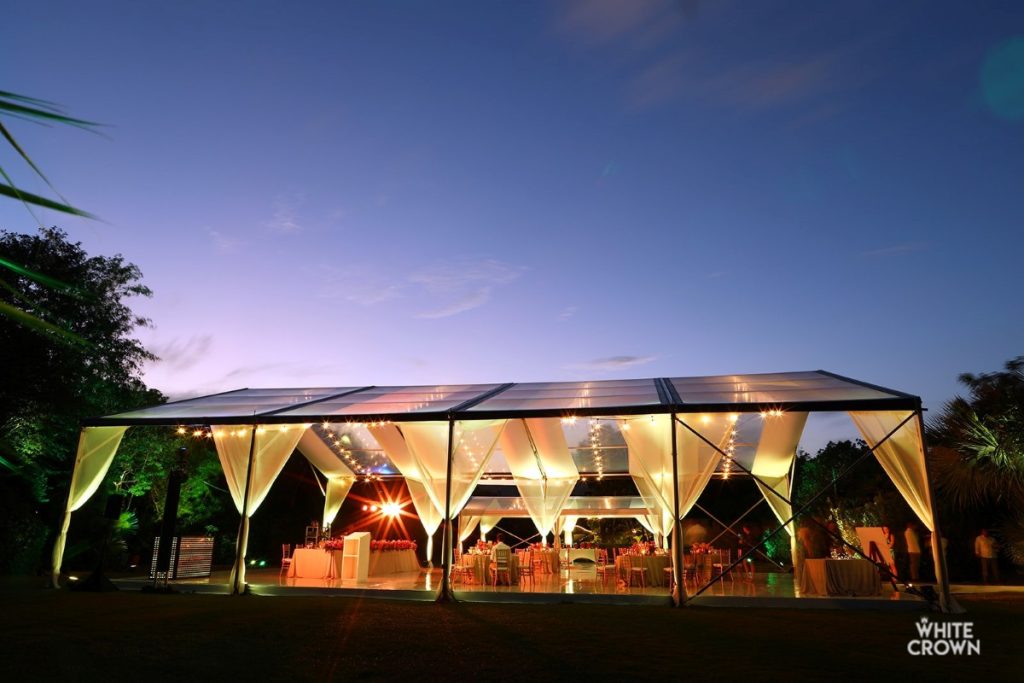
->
xmin=3 ymin=1 xmax=1022 ymax=449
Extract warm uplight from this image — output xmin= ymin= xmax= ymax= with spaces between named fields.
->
xmin=176 ymin=426 xmax=187 ymax=435
xmin=192 ymin=429 xmax=203 ymax=438
xmin=381 ymin=502 xmax=402 ymax=517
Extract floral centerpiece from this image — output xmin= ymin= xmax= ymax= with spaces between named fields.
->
xmin=629 ymin=541 xmax=656 ymax=555
xmin=371 ymin=540 xmax=418 ymax=552
xmin=323 ymin=538 xmax=345 ymax=551
xmin=690 ymin=542 xmax=712 ymax=554
xmin=471 ymin=540 xmax=493 ymax=555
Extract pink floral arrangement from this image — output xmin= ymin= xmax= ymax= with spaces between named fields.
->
xmin=690 ymin=543 xmax=712 ymax=554
xmin=629 ymin=541 xmax=656 ymax=555
xmin=323 ymin=538 xmax=345 ymax=551
xmin=579 ymin=542 xmax=593 ymax=549
xmin=371 ymin=540 xmax=418 ymax=552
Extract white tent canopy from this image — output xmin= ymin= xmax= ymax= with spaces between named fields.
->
xmin=54 ymin=370 xmax=948 ymax=608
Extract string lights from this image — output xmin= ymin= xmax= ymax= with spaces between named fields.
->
xmin=590 ymin=418 xmax=604 ymax=481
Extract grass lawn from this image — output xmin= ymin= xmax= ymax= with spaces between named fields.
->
xmin=1 ymin=578 xmax=1020 ymax=681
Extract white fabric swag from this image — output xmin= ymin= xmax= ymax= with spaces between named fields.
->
xmin=459 ymin=515 xmax=480 ymax=543
xmin=621 ymin=415 xmax=729 ymax=537
xmin=751 ymin=412 xmax=808 ymax=537
xmin=562 ymin=515 xmax=579 ymax=546
xmin=369 ymin=424 xmax=444 ymax=560
xmin=51 ymin=426 xmax=128 ymax=586
xmin=371 ymin=421 xmax=506 ymax=520
xmin=295 ymin=429 xmax=356 ymax=526
xmin=213 ymin=424 xmax=306 ymax=590
xmin=849 ymin=410 xmax=934 ymax=530
xmin=498 ymin=419 xmax=579 ymax=540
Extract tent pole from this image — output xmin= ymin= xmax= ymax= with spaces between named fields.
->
xmin=670 ymin=411 xmax=687 ymax=607
xmin=438 ymin=418 xmax=455 ymax=602
xmin=231 ymin=426 xmax=258 ymax=595
xmin=916 ymin=406 xmax=952 ymax=612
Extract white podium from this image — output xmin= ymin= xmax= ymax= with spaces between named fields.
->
xmin=342 ymin=532 xmax=370 ymax=582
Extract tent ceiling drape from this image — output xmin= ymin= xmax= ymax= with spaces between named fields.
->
xmin=295 ymin=429 xmax=356 ymax=526
xmin=498 ymin=418 xmax=579 ymax=539
xmin=750 ymin=412 xmax=808 ymax=537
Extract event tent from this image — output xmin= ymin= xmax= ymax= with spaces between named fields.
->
xmin=52 ymin=370 xmax=951 ymax=609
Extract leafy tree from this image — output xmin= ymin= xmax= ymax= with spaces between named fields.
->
xmin=793 ymin=440 xmax=912 ymax=552
xmin=0 ymin=227 xmax=162 ymax=572
xmin=929 ymin=357 xmax=1024 ymax=571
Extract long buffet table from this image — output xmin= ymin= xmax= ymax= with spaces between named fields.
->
xmin=799 ymin=558 xmax=882 ymax=597
xmin=286 ymin=548 xmax=419 ymax=580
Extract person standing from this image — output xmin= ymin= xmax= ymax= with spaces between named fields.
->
xmin=974 ymin=529 xmax=999 ymax=583
xmin=904 ymin=522 xmax=922 ymax=581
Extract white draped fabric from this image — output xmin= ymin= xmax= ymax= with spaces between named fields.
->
xmin=369 ymin=425 xmax=446 ymax=560
xmin=51 ymin=426 xmax=128 ymax=586
xmin=371 ymin=420 xmax=505 ymax=520
xmin=459 ymin=515 xmax=480 ymax=542
xmin=213 ymin=424 xmax=306 ymax=590
xmin=295 ymin=429 xmax=356 ymax=526
xmin=498 ymin=419 xmax=579 ymax=539
xmin=849 ymin=410 xmax=934 ymax=530
xmin=323 ymin=478 xmax=355 ymax=526
xmin=479 ymin=515 xmax=500 ymax=540
xmin=562 ymin=515 xmax=579 ymax=546
xmin=370 ymin=425 xmax=444 ymax=536
xmin=621 ymin=415 xmax=729 ymax=536
xmin=751 ymin=412 xmax=808 ymax=537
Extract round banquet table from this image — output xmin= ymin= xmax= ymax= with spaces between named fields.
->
xmin=799 ymin=558 xmax=882 ymax=597
xmin=615 ymin=554 xmax=671 ymax=587
xmin=462 ymin=553 xmax=520 ymax=584
xmin=533 ymin=549 xmax=559 ymax=573
xmin=369 ymin=549 xmax=420 ymax=575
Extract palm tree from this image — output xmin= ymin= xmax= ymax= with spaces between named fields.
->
xmin=929 ymin=357 xmax=1024 ymax=566
xmin=1 ymin=90 xmax=100 ymax=341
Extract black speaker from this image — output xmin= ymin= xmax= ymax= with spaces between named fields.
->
xmin=154 ymin=469 xmax=184 ymax=575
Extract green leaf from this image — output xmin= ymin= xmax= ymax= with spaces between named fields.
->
xmin=0 ymin=182 xmax=95 ymax=218
xmin=0 ymin=300 xmax=88 ymax=346
xmin=0 ymin=95 xmax=101 ymax=131
xmin=0 ymin=121 xmax=73 ymax=205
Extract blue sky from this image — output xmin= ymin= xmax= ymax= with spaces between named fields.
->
xmin=2 ymin=1 xmax=1022 ymax=447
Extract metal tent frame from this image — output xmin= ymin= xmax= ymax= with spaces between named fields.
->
xmin=56 ymin=370 xmax=950 ymax=610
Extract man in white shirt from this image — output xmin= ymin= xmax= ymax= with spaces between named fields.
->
xmin=974 ymin=529 xmax=999 ymax=583
xmin=904 ymin=522 xmax=922 ymax=581
xmin=490 ymin=533 xmax=512 ymax=585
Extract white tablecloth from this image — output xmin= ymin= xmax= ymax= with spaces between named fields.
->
xmin=615 ymin=554 xmax=671 ymax=587
xmin=800 ymin=558 xmax=882 ymax=596
xmin=287 ymin=548 xmax=343 ymax=579
xmin=462 ymin=554 xmax=520 ymax=584
xmin=533 ymin=549 xmax=559 ymax=573
xmin=368 ymin=549 xmax=420 ymax=575
xmin=566 ymin=548 xmax=597 ymax=563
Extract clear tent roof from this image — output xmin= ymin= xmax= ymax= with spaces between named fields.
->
xmin=89 ymin=370 xmax=915 ymax=426
xmin=87 ymin=371 xmax=916 ymax=479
